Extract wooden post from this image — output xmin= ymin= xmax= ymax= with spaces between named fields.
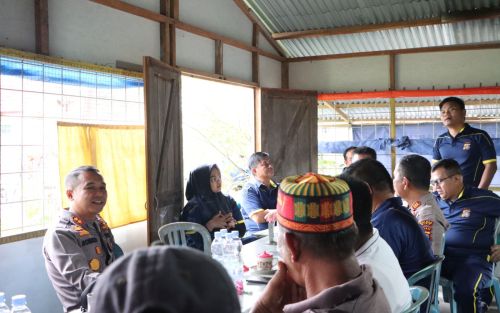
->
xmin=281 ymin=62 xmax=289 ymax=89
xmin=215 ymin=40 xmax=223 ymax=75
xmin=159 ymin=0 xmax=170 ymax=64
xmin=34 ymin=0 xmax=49 ymax=55
xmin=389 ymin=54 xmax=396 ymax=174
xmin=252 ymin=23 xmax=259 ymax=83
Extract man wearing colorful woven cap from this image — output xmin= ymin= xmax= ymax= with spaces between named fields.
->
xmin=252 ymin=173 xmax=390 ymax=313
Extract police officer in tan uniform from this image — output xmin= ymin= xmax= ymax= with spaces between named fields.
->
xmin=43 ymin=166 xmax=116 ymax=313
xmin=393 ymin=155 xmax=448 ymax=255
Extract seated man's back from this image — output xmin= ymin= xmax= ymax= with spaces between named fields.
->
xmin=344 ymin=159 xmax=435 ymax=278
xmin=372 ymin=197 xmax=435 ymax=277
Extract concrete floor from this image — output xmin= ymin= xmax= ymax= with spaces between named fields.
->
xmin=437 ymin=288 xmax=500 ymax=313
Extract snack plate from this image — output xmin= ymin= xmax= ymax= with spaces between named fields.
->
xmin=246 ymin=265 xmax=277 ymax=278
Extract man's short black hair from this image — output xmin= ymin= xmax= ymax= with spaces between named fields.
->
xmin=343 ymin=158 xmax=394 ymax=194
xmin=353 ymin=146 xmax=377 ymax=160
xmin=343 ymin=146 xmax=357 ymax=161
xmin=397 ymin=155 xmax=431 ymax=190
xmin=338 ymin=175 xmax=372 ymax=238
xmin=248 ymin=152 xmax=270 ymax=171
xmin=431 ymin=159 xmax=462 ymax=176
xmin=439 ymin=96 xmax=465 ymax=111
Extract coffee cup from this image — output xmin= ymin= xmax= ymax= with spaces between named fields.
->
xmin=257 ymin=251 xmax=273 ymax=271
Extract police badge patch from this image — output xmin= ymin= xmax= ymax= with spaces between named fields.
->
xmin=461 ymin=208 xmax=471 ymax=218
xmin=463 ymin=142 xmax=471 ymax=150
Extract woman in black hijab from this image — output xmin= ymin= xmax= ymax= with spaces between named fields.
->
xmin=181 ymin=164 xmax=246 ymax=251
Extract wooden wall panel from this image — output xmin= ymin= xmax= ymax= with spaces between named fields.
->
xmin=143 ymin=56 xmax=183 ymax=243
xmin=260 ymin=88 xmax=318 ymax=181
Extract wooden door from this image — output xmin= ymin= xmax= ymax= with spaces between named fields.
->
xmin=143 ymin=56 xmax=183 ymax=243
xmin=260 ymin=88 xmax=318 ymax=181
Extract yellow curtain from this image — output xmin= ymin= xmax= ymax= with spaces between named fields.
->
xmin=57 ymin=122 xmax=147 ymax=228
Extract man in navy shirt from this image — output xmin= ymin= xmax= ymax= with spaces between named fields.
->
xmin=344 ymin=158 xmax=435 ymax=278
xmin=240 ymin=152 xmax=279 ymax=233
xmin=433 ymin=96 xmax=497 ymax=189
xmin=432 ymin=159 xmax=500 ymax=313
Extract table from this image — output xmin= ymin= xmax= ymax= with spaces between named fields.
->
xmin=239 ymin=236 xmax=279 ymax=313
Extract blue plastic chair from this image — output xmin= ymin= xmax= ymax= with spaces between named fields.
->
xmin=402 ymin=286 xmax=430 ymax=313
xmin=112 ymin=243 xmax=124 ymax=258
xmin=408 ymin=255 xmax=445 ymax=313
xmin=158 ymin=222 xmax=212 ymax=255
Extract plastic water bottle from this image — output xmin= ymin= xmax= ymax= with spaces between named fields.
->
xmin=229 ymin=232 xmax=244 ymax=295
xmin=10 ymin=295 xmax=31 ymax=313
xmin=0 ymin=292 xmax=10 ymax=313
xmin=211 ymin=231 xmax=224 ymax=264
xmin=231 ymin=230 xmax=243 ymax=254
xmin=220 ymin=229 xmax=229 ymax=246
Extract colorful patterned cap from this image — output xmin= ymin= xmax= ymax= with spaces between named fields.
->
xmin=277 ymin=173 xmax=353 ymax=233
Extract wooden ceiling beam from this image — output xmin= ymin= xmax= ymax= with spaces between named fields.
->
xmin=90 ymin=0 xmax=172 ymax=23
xmin=90 ymin=0 xmax=284 ymax=62
xmin=175 ymin=21 xmax=285 ymax=62
xmin=288 ymin=43 xmax=500 ymax=62
xmin=233 ymin=0 xmax=287 ymax=57
xmin=324 ymin=102 xmax=350 ymax=123
xmin=273 ymin=8 xmax=500 ymax=41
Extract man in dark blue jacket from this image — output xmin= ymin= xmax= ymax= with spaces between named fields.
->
xmin=432 ymin=159 xmax=500 ymax=313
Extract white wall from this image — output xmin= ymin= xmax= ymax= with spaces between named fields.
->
xmin=397 ymin=49 xmax=500 ymax=90
xmin=289 ymin=49 xmax=500 ymax=92
xmin=48 ymin=0 xmax=160 ymax=66
xmin=176 ymin=29 xmax=215 ymax=73
xmin=0 ymin=0 xmax=35 ymax=52
xmin=224 ymin=44 xmax=252 ymax=82
xmin=180 ymin=0 xmax=252 ymax=45
xmin=289 ymin=56 xmax=390 ymax=93
xmin=0 ymin=0 xmax=280 ymax=86
xmin=260 ymin=56 xmax=282 ymax=88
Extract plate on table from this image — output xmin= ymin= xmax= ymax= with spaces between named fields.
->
xmin=247 ymin=265 xmax=277 ymax=278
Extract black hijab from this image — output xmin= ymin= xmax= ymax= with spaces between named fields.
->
xmin=184 ymin=164 xmax=231 ymax=214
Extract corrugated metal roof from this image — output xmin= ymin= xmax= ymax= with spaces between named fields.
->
xmin=319 ymin=95 xmax=500 ymax=122
xmin=243 ymin=0 xmax=500 ymax=57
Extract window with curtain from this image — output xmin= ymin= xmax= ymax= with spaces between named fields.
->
xmin=57 ymin=123 xmax=146 ymax=228
xmin=0 ymin=51 xmax=145 ymax=242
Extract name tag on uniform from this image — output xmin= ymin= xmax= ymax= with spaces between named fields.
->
xmin=463 ymin=142 xmax=471 ymax=150
xmin=82 ymin=238 xmax=98 ymax=246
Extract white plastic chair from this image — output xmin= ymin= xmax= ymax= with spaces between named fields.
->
xmin=158 ymin=222 xmax=212 ymax=255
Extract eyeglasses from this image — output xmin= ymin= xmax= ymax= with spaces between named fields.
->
xmin=430 ymin=175 xmax=454 ymax=186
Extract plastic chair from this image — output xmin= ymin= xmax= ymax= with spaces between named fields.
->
xmin=402 ymin=286 xmax=430 ymax=313
xmin=158 ymin=222 xmax=212 ymax=255
xmin=407 ymin=255 xmax=445 ymax=313
xmin=112 ymin=243 xmax=125 ymax=258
